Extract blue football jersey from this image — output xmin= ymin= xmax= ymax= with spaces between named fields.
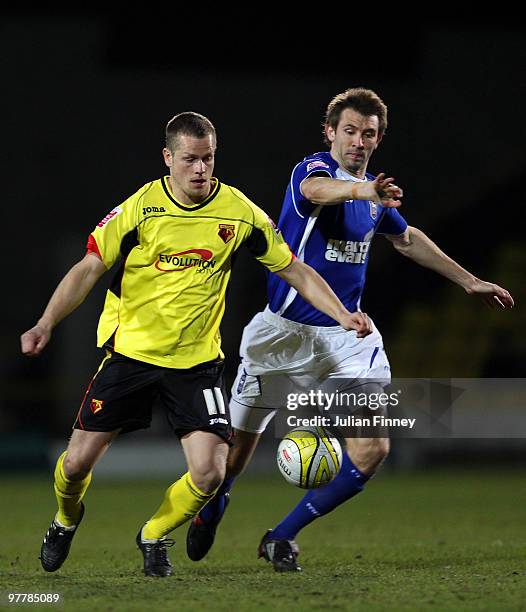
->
xmin=268 ymin=151 xmax=408 ymax=326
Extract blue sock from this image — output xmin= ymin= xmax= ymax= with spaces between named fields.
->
xmin=199 ymin=477 xmax=235 ymax=525
xmin=270 ymin=453 xmax=369 ymax=540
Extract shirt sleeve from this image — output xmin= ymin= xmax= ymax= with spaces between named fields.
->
xmin=87 ymin=187 xmax=145 ymax=269
xmin=245 ymin=203 xmax=295 ymax=272
xmin=86 ymin=234 xmax=102 ymax=258
xmin=376 ymin=207 xmax=408 ymax=236
xmin=290 ymin=157 xmax=335 ymax=218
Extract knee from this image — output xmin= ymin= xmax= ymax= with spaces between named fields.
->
xmin=349 ymin=438 xmax=390 ymax=476
xmin=375 ymin=438 xmax=390 ymax=463
xmin=62 ymin=454 xmax=93 ymax=480
xmin=190 ymin=459 xmax=226 ymax=494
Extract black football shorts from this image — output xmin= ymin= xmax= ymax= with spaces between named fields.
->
xmin=74 ymin=351 xmax=232 ymax=444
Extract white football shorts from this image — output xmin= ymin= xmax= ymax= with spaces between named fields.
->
xmin=230 ymin=307 xmax=391 ymax=433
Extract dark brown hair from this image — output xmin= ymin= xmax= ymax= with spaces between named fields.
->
xmin=324 ymin=88 xmax=388 ymax=146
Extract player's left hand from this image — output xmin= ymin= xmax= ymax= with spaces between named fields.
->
xmin=466 ymin=278 xmax=515 ymax=309
xmin=340 ymin=311 xmax=373 ymax=337
xmin=372 ymin=173 xmax=404 ymax=207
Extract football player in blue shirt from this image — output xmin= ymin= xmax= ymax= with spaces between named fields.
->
xmin=186 ymin=88 xmax=514 ymax=571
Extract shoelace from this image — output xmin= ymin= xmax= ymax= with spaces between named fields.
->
xmin=147 ymin=539 xmax=175 ymax=564
xmin=270 ymin=540 xmax=297 ymax=562
xmin=44 ymin=523 xmax=70 ymax=543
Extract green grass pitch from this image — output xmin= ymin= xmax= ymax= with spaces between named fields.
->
xmin=0 ymin=470 xmax=525 ymax=611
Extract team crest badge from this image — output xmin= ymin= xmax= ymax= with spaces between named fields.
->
xmin=218 ymin=224 xmax=235 ymax=243
xmin=369 ymin=202 xmax=378 ymax=220
xmin=306 ymin=160 xmax=330 ymax=172
xmin=90 ymin=399 xmax=104 ymax=414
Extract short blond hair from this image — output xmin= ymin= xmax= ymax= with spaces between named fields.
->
xmin=165 ymin=112 xmax=216 ymax=151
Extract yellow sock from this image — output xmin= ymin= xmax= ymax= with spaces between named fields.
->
xmin=142 ymin=472 xmax=215 ymax=540
xmin=53 ymin=451 xmax=92 ymax=527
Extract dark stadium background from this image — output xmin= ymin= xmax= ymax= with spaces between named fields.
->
xmin=2 ymin=16 xmax=525 ymax=474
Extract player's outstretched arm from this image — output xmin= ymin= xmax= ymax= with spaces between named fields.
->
xmin=20 ymin=253 xmax=107 ymax=356
xmin=386 ymin=226 xmax=515 ymax=309
xmin=301 ymin=173 xmax=403 ymax=207
xmin=275 ymin=258 xmax=372 ymax=336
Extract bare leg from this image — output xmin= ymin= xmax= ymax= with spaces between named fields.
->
xmin=181 ymin=430 xmax=229 ymax=493
xmin=185 ymin=428 xmax=263 ymax=561
xmin=53 ymin=428 xmax=120 ymax=524
xmin=40 ymin=428 xmax=121 ymax=572
xmin=142 ymin=431 xmax=229 ymax=542
xmin=345 ymin=436 xmax=390 ymax=476
xmin=226 ymin=428 xmax=262 ymax=477
xmin=62 ymin=429 xmax=120 ymax=479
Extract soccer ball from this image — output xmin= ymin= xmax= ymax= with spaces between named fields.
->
xmin=277 ymin=426 xmax=343 ymax=489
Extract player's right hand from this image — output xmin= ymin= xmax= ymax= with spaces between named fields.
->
xmin=340 ymin=312 xmax=372 ymax=338
xmin=20 ymin=325 xmax=51 ymax=356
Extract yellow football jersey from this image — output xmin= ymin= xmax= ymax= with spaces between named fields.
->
xmin=88 ymin=176 xmax=293 ymax=368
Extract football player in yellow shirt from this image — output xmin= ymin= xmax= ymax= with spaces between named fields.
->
xmin=21 ymin=112 xmax=399 ymax=577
